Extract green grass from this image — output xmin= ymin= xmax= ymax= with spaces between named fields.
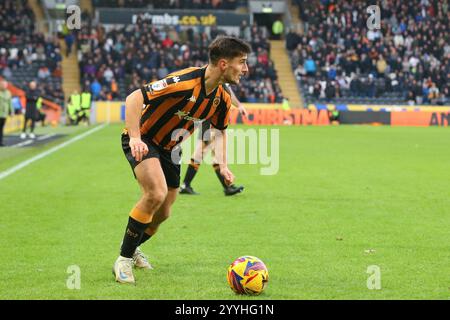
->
xmin=0 ymin=124 xmax=449 ymax=299
xmin=0 ymin=125 xmax=91 ymax=172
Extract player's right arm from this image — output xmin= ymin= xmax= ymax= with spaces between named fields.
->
xmin=125 ymin=89 xmax=148 ymax=162
xmin=228 ymin=85 xmax=248 ymax=118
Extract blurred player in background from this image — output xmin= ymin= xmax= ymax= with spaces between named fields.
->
xmin=114 ymin=36 xmax=251 ymax=284
xmin=180 ymin=84 xmax=247 ymax=196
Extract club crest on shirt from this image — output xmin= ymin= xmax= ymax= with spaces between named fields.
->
xmin=151 ymin=79 xmax=168 ymax=92
xmin=213 ymin=96 xmax=220 ymax=107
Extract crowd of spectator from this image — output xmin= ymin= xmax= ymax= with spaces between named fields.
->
xmin=77 ymin=16 xmax=283 ymax=103
xmin=0 ymin=0 xmax=34 ymax=48
xmin=93 ymin=0 xmax=243 ymax=10
xmin=0 ymin=0 xmax=65 ymax=107
xmin=288 ymin=0 xmax=449 ymax=105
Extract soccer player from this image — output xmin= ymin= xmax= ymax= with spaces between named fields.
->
xmin=179 ymin=85 xmax=248 ymax=196
xmin=113 ymin=36 xmax=251 ymax=284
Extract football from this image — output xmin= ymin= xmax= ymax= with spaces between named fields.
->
xmin=227 ymin=256 xmax=269 ymax=295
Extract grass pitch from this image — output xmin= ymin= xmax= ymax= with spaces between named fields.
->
xmin=0 ymin=124 xmax=449 ymax=299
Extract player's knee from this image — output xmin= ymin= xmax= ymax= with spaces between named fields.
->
xmin=143 ymin=189 xmax=167 ymax=208
xmin=152 ymin=189 xmax=168 ymax=206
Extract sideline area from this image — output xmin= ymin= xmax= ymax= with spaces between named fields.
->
xmin=0 ymin=124 xmax=107 ymax=174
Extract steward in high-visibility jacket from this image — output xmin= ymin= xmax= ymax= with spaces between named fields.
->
xmin=36 ymin=97 xmax=46 ymax=126
xmin=79 ymin=92 xmax=92 ymax=125
xmin=68 ymin=92 xmax=81 ymax=125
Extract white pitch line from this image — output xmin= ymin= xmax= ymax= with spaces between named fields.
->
xmin=9 ymin=133 xmax=57 ymax=148
xmin=11 ymin=139 xmax=34 ymax=148
xmin=37 ymin=133 xmax=56 ymax=141
xmin=0 ymin=124 xmax=107 ymax=181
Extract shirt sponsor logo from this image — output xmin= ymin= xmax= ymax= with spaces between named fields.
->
xmin=175 ymin=110 xmax=202 ymax=122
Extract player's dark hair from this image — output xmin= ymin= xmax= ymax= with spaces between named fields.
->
xmin=208 ymin=36 xmax=252 ymax=65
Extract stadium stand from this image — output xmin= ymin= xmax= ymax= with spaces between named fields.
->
xmin=77 ymin=11 xmax=283 ymax=103
xmin=289 ymin=0 xmax=449 ymax=106
xmin=0 ymin=0 xmax=65 ymax=107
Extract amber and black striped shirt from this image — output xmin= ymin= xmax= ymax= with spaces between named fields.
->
xmin=130 ymin=66 xmax=231 ymax=151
